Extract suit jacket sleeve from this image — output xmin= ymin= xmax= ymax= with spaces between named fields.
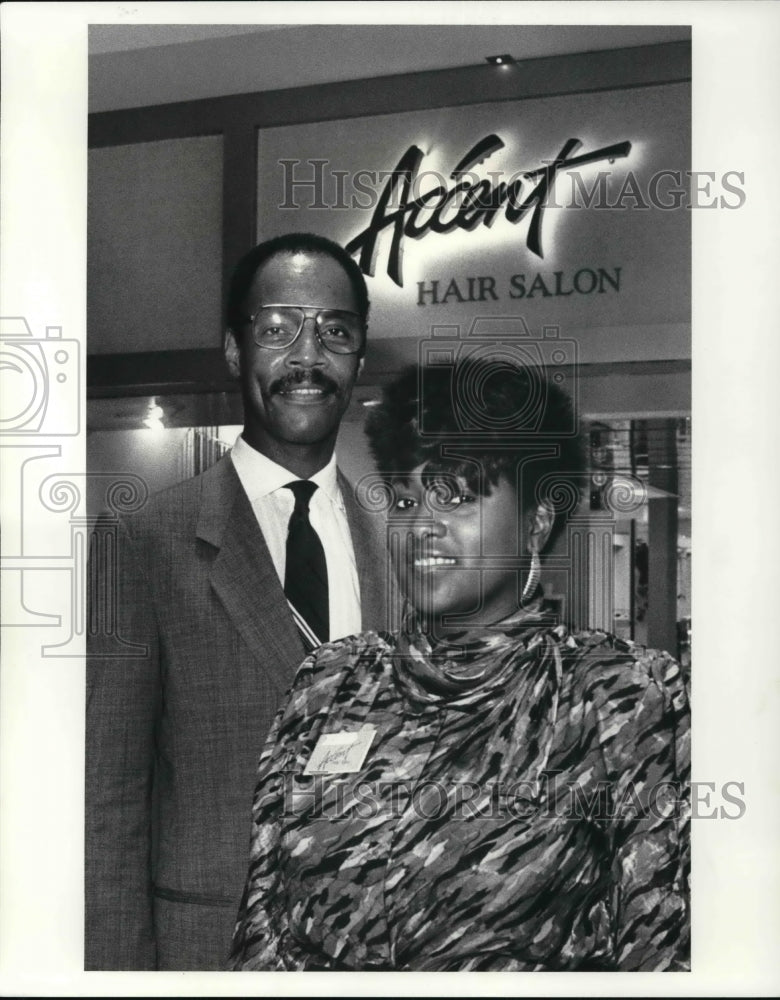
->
xmin=85 ymin=515 xmax=160 ymax=970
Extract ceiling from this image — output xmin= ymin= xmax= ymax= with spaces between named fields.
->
xmin=89 ymin=23 xmax=691 ymax=113
xmin=88 ymin=24 xmax=290 ymax=54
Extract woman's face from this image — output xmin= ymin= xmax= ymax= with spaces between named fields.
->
xmin=390 ymin=464 xmax=531 ymax=629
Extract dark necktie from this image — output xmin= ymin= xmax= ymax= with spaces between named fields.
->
xmin=283 ymin=480 xmax=329 ymax=650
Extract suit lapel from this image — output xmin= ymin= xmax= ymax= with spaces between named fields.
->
xmin=197 ymin=456 xmax=304 ymax=693
xmin=339 ymin=468 xmax=400 ymax=633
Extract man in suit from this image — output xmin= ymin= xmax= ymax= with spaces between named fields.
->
xmin=86 ymin=233 xmax=396 ymax=970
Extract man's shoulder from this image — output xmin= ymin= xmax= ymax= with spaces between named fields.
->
xmin=119 ymin=454 xmax=238 ymax=535
xmin=336 ymin=467 xmax=384 ymax=532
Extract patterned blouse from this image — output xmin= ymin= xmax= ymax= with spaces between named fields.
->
xmin=228 ymin=613 xmax=690 ymax=971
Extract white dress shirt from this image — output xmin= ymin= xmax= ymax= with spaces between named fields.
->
xmin=230 ymin=435 xmax=362 ymax=642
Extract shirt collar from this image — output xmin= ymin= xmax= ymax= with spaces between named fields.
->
xmin=231 ymin=434 xmax=342 ymax=507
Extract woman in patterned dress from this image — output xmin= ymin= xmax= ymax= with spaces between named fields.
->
xmin=228 ymin=357 xmax=690 ymax=971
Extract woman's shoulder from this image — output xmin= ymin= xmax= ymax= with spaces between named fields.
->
xmin=274 ymin=631 xmax=396 ymax=732
xmin=553 ymin=627 xmax=691 ymax=788
xmin=292 ymin=630 xmax=396 ymax=691
xmin=553 ymin=625 xmax=688 ymax=710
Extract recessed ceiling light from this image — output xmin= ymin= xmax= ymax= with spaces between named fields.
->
xmin=486 ymin=54 xmax=516 ymax=66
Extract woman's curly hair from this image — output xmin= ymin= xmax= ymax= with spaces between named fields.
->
xmin=365 ymin=356 xmax=586 ymax=546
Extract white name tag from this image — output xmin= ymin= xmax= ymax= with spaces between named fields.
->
xmin=304 ymin=725 xmax=376 ymax=775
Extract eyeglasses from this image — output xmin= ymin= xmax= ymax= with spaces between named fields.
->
xmin=243 ymin=304 xmax=365 ymax=355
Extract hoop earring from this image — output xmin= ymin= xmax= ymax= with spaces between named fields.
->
xmin=521 ymin=550 xmax=541 ymax=604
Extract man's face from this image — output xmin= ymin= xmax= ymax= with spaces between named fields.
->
xmin=225 ymin=250 xmax=363 ymax=461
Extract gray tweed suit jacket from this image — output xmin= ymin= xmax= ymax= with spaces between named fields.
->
xmin=85 ymin=453 xmax=396 ymax=970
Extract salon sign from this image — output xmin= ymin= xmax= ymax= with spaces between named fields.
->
xmin=258 ymin=84 xmax=691 ymax=363
xmin=342 ymin=134 xmax=631 ymax=288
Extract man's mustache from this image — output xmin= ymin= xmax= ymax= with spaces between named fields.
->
xmin=270 ymin=370 xmax=339 ymax=394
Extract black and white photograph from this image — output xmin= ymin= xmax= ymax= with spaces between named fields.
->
xmin=1 ymin=2 xmax=778 ymax=996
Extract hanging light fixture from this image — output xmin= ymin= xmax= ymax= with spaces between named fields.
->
xmin=143 ymin=396 xmax=165 ymax=432
xmin=486 ymin=54 xmax=516 ymax=67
